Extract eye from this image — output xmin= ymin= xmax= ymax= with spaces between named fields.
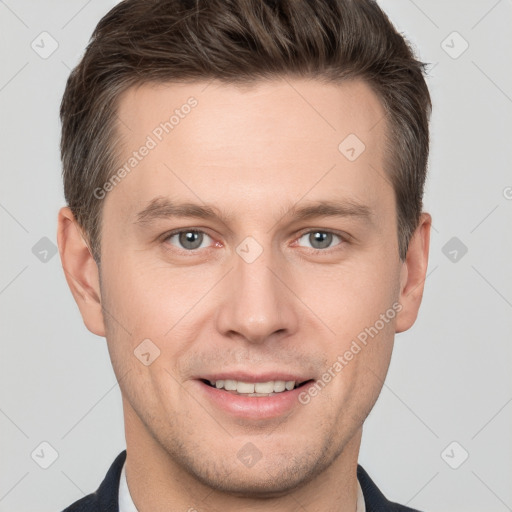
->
xmin=296 ymin=231 xmax=343 ymax=250
xmin=165 ymin=230 xmax=213 ymax=251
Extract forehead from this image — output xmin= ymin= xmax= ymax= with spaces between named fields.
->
xmin=108 ymin=78 xmax=391 ymax=223
xmin=116 ymin=78 xmax=386 ymax=151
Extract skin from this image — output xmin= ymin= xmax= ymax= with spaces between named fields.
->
xmin=58 ymin=78 xmax=431 ymax=512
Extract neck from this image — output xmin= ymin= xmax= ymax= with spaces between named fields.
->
xmin=123 ymin=397 xmax=362 ymax=512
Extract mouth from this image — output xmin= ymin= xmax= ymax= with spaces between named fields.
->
xmin=195 ymin=374 xmax=316 ymax=420
xmin=199 ymin=378 xmax=314 ymax=397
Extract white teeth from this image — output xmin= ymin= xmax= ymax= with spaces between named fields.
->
xmin=274 ymin=381 xmax=286 ymax=392
xmin=224 ymin=379 xmax=237 ymax=391
xmin=210 ymin=379 xmax=298 ymax=394
xmin=254 ymin=381 xmax=274 ymax=393
xmin=236 ymin=381 xmax=255 ymax=393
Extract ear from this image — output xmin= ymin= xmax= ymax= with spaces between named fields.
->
xmin=57 ymin=207 xmax=105 ymax=337
xmin=395 ymin=212 xmax=432 ymax=333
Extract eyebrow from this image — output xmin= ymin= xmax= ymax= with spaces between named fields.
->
xmin=134 ymin=196 xmax=374 ymax=227
xmin=283 ymin=200 xmax=373 ymax=224
xmin=135 ymin=197 xmax=227 ymax=225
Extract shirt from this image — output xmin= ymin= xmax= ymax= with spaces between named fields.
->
xmin=62 ymin=450 xmax=421 ymax=511
xmin=118 ymin=459 xmax=366 ymax=511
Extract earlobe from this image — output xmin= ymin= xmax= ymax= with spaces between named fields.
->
xmin=395 ymin=212 xmax=432 ymax=334
xmin=57 ymin=207 xmax=106 ymax=337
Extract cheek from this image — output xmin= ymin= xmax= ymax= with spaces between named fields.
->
xmin=292 ymin=255 xmax=399 ymax=401
xmin=294 ymin=254 xmax=401 ymax=339
xmin=310 ymin=314 xmax=395 ymax=433
xmin=100 ymin=255 xmax=221 ymax=387
xmin=101 ymin=252 xmax=209 ymax=332
xmin=100 ymin=263 xmax=192 ymax=416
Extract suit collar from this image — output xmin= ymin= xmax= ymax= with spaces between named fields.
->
xmin=89 ymin=450 xmax=420 ymax=512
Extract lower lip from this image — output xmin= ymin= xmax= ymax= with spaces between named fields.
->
xmin=195 ymin=380 xmax=312 ymax=420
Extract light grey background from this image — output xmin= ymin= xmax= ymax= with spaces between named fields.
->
xmin=1 ymin=1 xmax=511 ymax=511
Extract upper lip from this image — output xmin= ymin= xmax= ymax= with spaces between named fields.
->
xmin=196 ymin=372 xmax=312 ymax=384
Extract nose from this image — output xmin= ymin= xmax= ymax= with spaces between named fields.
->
xmin=215 ymin=244 xmax=299 ymax=345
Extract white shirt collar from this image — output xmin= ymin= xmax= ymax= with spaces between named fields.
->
xmin=119 ymin=459 xmax=366 ymax=512
xmin=118 ymin=459 xmax=138 ymax=512
xmin=356 ymin=475 xmax=366 ymax=512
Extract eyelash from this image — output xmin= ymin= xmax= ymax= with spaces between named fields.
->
xmin=293 ymin=229 xmax=347 ymax=252
xmin=161 ymin=228 xmax=348 ymax=254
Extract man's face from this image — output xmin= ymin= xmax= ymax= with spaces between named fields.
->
xmin=99 ymin=78 xmax=405 ymax=493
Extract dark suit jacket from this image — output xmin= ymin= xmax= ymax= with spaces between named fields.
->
xmin=62 ymin=450 xmax=423 ymax=511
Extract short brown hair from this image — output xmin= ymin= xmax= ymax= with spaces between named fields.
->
xmin=60 ymin=0 xmax=431 ymax=262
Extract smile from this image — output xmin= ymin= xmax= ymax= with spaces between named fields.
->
xmin=202 ymin=378 xmax=311 ymax=397
xmin=196 ymin=377 xmax=315 ymax=420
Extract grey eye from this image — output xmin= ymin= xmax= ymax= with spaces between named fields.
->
xmin=168 ymin=231 xmax=211 ymax=250
xmin=297 ymin=231 xmax=341 ymax=250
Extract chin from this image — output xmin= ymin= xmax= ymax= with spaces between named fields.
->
xmin=182 ymin=447 xmax=333 ymax=498
xmin=195 ymin=468 xmax=313 ymax=498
